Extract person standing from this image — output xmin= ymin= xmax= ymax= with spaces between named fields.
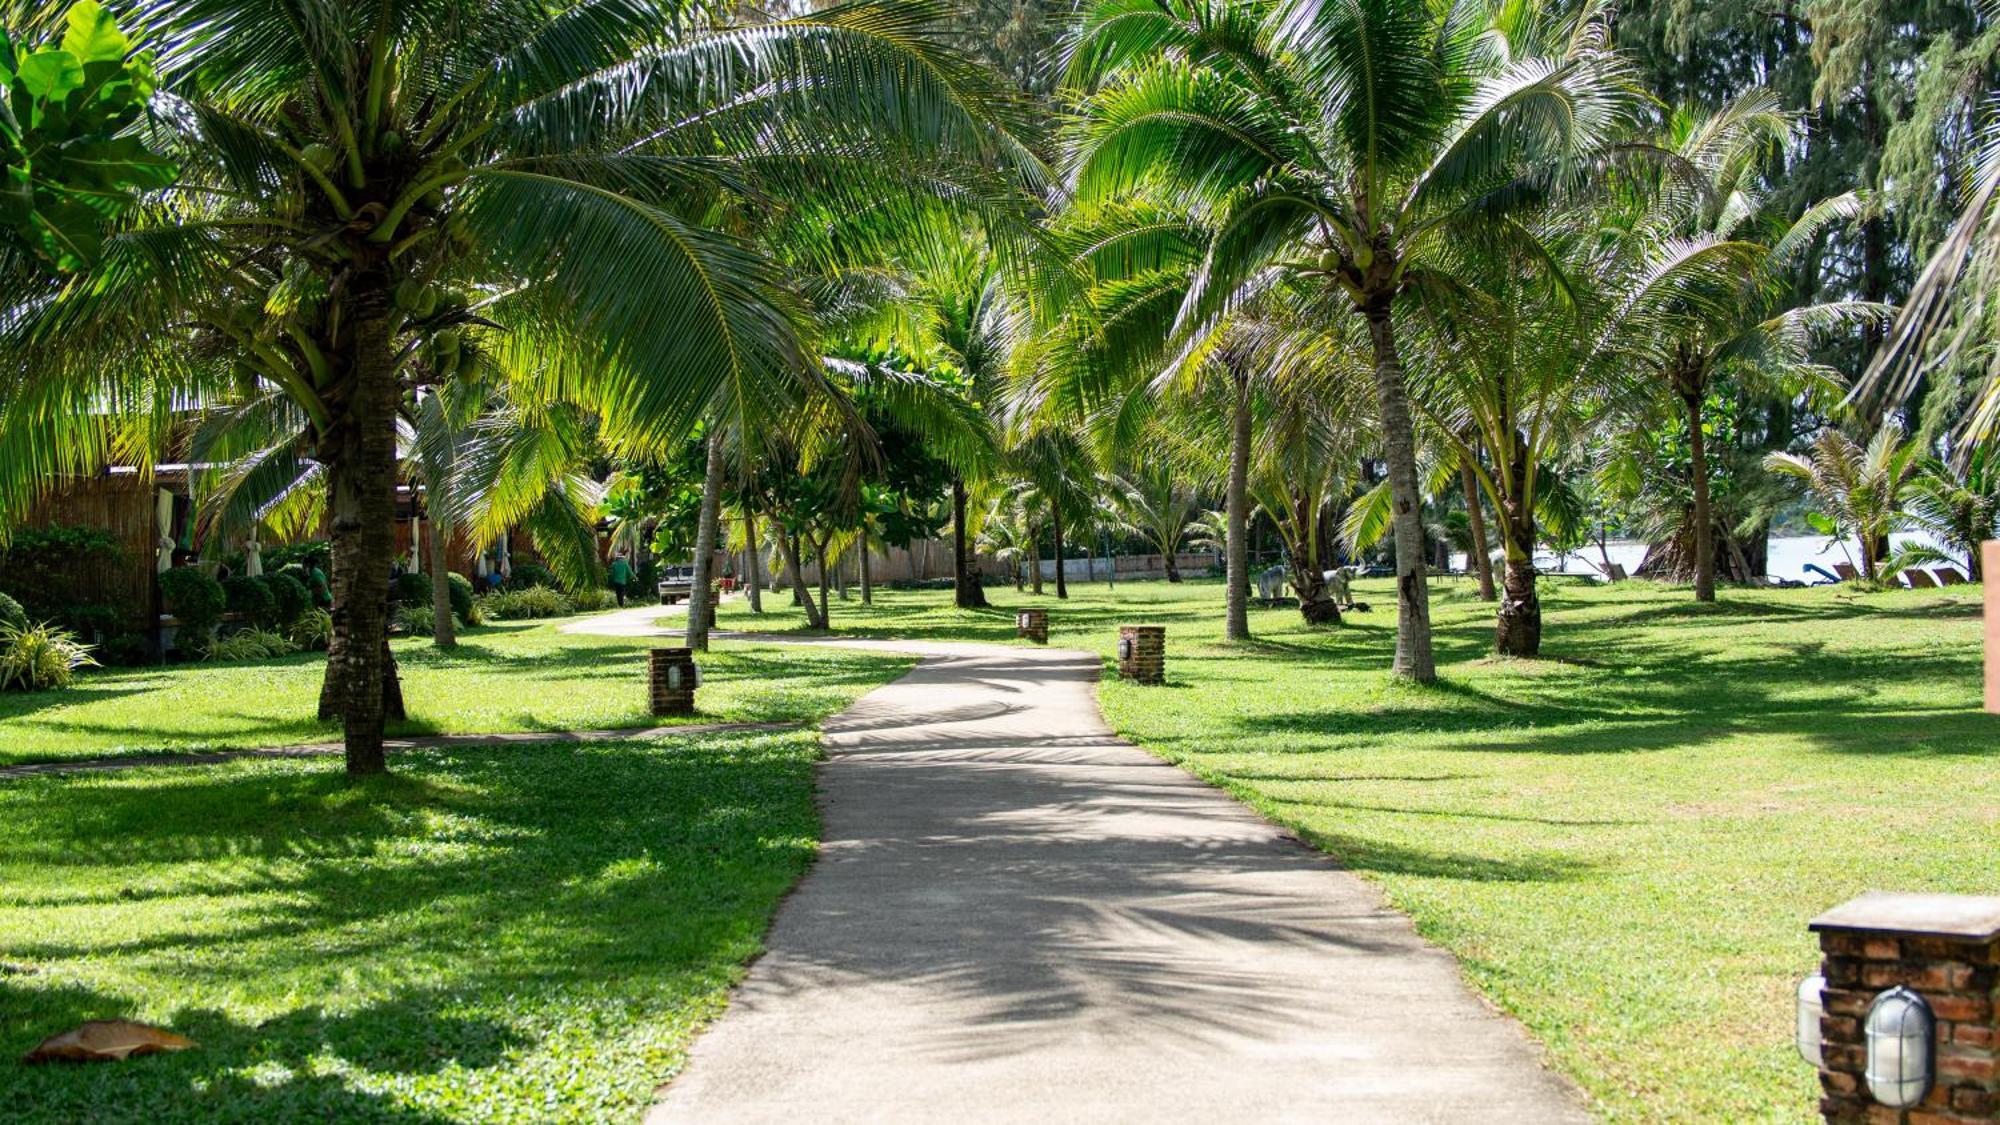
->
xmin=609 ymin=553 xmax=633 ymax=607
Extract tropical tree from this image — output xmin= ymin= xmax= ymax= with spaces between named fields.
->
xmin=1764 ymin=422 xmax=1926 ymax=581
xmin=1061 ymin=0 xmax=1639 ymax=681
xmin=0 ymin=0 xmax=1027 ymax=774
xmin=1611 ymin=94 xmax=1881 ymax=601
xmin=1106 ymin=463 xmax=1199 ymax=581
xmin=1905 ymin=448 xmax=2000 ymax=579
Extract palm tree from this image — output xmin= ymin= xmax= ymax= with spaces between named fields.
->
xmin=1061 ymin=0 xmax=1637 ymax=681
xmin=1765 ymin=423 xmax=1926 ymax=582
xmin=1612 ymin=94 xmax=1883 ymax=601
xmin=0 ymin=0 xmax=1026 ymax=774
xmin=1106 ymin=465 xmax=1199 ymax=582
xmin=1905 ymin=448 xmax=2000 ymax=579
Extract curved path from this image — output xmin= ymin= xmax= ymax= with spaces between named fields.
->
xmin=644 ymin=633 xmax=1590 ymax=1124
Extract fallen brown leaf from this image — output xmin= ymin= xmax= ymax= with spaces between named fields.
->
xmin=22 ymin=1020 xmax=196 ymax=1064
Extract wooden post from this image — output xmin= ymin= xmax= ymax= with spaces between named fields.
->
xmin=1988 ymin=542 xmax=1999 ymax=714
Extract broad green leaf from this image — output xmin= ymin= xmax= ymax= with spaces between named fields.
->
xmin=16 ymin=50 xmax=83 ymax=101
xmin=62 ymin=1 xmax=129 ymax=65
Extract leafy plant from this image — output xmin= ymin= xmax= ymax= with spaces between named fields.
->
xmin=505 ymin=563 xmax=559 ymax=592
xmin=391 ymin=571 xmax=430 ymax=607
xmin=221 ymin=574 xmax=278 ymax=628
xmin=0 ymin=1 xmax=175 ymax=269
xmin=0 ymin=591 xmax=24 ymax=632
xmin=265 ymin=571 xmax=310 ymax=626
xmin=569 ymin=586 xmax=616 ymax=612
xmin=287 ymin=608 xmax=332 ymax=652
xmin=0 ymin=620 xmax=97 ymax=690
xmin=208 ymin=627 xmax=299 ymax=662
xmin=447 ymin=572 xmax=478 ymax=626
xmin=0 ymin=524 xmax=123 ymax=623
xmin=158 ymin=567 xmax=226 ymax=654
xmin=394 ymin=601 xmax=437 ymax=638
xmin=478 ymin=586 xmax=574 ymax=620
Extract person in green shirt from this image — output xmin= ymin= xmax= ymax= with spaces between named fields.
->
xmin=307 ymin=555 xmax=332 ymax=609
xmin=608 ymin=554 xmax=633 ymax=607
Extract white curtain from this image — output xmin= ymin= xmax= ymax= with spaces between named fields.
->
xmin=154 ymin=489 xmax=175 ymax=573
xmin=243 ymin=535 xmax=263 ymax=577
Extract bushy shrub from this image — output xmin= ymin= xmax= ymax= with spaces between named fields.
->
xmin=0 ymin=525 xmax=123 ymax=623
xmin=95 ymin=631 xmax=150 ymax=667
xmin=0 ymin=592 xmax=25 ymax=632
xmin=395 ymin=601 xmax=437 ymax=637
xmin=447 ymin=572 xmax=477 ymax=625
xmin=222 ymin=574 xmax=279 ymax=628
xmin=159 ymin=567 xmax=226 ymax=655
xmin=209 ymin=627 xmax=299 ymax=662
xmin=569 ymin=586 xmax=615 ymax=611
xmin=0 ymin=621 xmax=97 ymax=690
xmin=506 ymin=562 xmax=558 ymax=591
xmin=288 ymin=608 xmax=333 ymax=651
xmin=478 ymin=585 xmax=573 ymax=620
xmin=266 ymin=571 xmax=311 ymax=625
xmin=391 ymin=570 xmax=430 ymax=607
xmin=261 ymin=540 xmax=329 ymax=573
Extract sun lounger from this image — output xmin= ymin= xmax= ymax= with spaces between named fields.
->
xmin=1905 ymin=569 xmax=1938 ymax=589
xmin=1934 ymin=567 xmax=1968 ymax=586
xmin=1833 ymin=562 xmax=1861 ymax=582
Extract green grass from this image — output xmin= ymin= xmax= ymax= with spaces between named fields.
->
xmin=0 ymin=609 xmax=912 ymax=766
xmin=0 ymin=729 xmax=828 ymax=1122
xmin=739 ymin=574 xmax=1995 ymax=1122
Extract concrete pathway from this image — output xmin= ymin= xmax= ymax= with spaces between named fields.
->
xmin=647 ymin=639 xmax=1590 ymax=1124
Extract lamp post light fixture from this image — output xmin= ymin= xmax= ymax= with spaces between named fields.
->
xmin=667 ymin=663 xmax=700 ymax=691
xmin=1795 ymin=972 xmax=1825 ymax=1068
xmin=1116 ymin=636 xmax=1133 ymax=662
xmin=1862 ymin=986 xmax=1934 ymax=1109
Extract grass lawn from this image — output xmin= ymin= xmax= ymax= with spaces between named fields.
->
xmin=0 ymin=607 xmax=911 ymax=766
xmin=0 ymin=728 xmax=829 ymax=1122
xmin=724 ymin=574 xmax=1995 ymax=1122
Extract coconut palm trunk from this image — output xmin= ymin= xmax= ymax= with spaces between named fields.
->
xmin=1225 ymin=368 xmax=1251 ymax=641
xmin=1030 ymin=530 xmax=1043 ymax=595
xmin=860 ymin=525 xmax=873 ymax=604
xmin=1052 ymin=507 xmax=1069 ymax=599
xmin=952 ymin=478 xmax=986 ymax=608
xmin=1493 ymin=435 xmax=1541 ymax=656
xmin=1361 ymin=299 xmax=1435 ymax=680
xmin=778 ymin=527 xmax=823 ymax=629
xmin=744 ymin=516 xmax=764 ymax=613
xmin=322 ymin=307 xmax=405 ymax=774
xmin=428 ymin=514 xmax=456 ymax=649
xmin=1682 ymin=386 xmax=1717 ymax=602
xmin=1461 ymin=459 xmax=1496 ymax=602
xmin=686 ymin=433 xmax=725 ymax=650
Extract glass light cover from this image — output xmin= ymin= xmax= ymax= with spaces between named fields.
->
xmin=1863 ymin=986 xmax=1933 ymax=1109
xmin=1796 ymin=973 xmax=1825 ymax=1067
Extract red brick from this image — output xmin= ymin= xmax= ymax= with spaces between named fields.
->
xmin=1826 ymin=988 xmax=1875 ymax=1018
xmin=1954 ymin=1087 xmax=2000 ymax=1115
xmin=1906 ymin=1112 xmax=1983 ymax=1125
xmin=1934 ymin=994 xmax=1995 ymax=1022
xmin=1823 ymin=1042 xmax=1867 ymax=1071
xmin=1954 ymin=1023 xmax=1996 ymax=1048
xmin=1938 ymin=1048 xmax=2000 ymax=1083
xmin=1864 ymin=938 xmax=1904 ymax=959
xmin=1821 ymin=1070 xmax=1860 ymax=1095
xmin=1862 ymin=963 xmax=1957 ymax=990
xmin=1822 ymin=1014 xmax=1860 ymax=1042
xmin=1827 ymin=957 xmax=1864 ymax=987
xmin=1822 ymin=933 xmax=1867 ymax=957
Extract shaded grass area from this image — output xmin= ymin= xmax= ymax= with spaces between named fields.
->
xmin=0 ymin=611 xmax=911 ymax=766
xmin=0 ymin=729 xmax=824 ymax=1123
xmin=735 ymin=576 xmax=1995 ymax=1122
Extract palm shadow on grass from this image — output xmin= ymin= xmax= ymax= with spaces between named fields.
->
xmin=0 ymin=732 xmax=819 ymax=1123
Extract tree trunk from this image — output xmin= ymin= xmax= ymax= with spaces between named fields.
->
xmin=1225 ymin=367 xmax=1251 ymax=641
xmin=1030 ymin=530 xmax=1043 ymax=595
xmin=685 ymin=432 xmax=725 ymax=651
xmin=321 ymin=309 xmax=405 ymax=775
xmin=1461 ymin=459 xmax=1496 ymax=601
xmin=1164 ymin=550 xmax=1181 ymax=583
xmin=744 ymin=516 xmax=763 ymax=613
xmin=1052 ymin=507 xmax=1068 ymax=599
xmin=778 ymin=528 xmax=823 ymax=629
xmin=1287 ymin=497 xmax=1341 ymax=626
xmin=1362 ymin=298 xmax=1435 ymax=681
xmin=1684 ymin=389 xmax=1716 ymax=603
xmin=814 ymin=532 xmax=831 ymax=625
xmin=860 ymin=524 xmax=873 ymax=605
xmin=1495 ymin=551 xmax=1541 ymax=657
xmin=952 ymin=477 xmax=986 ymax=608
xmin=427 ymin=515 xmax=456 ymax=649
